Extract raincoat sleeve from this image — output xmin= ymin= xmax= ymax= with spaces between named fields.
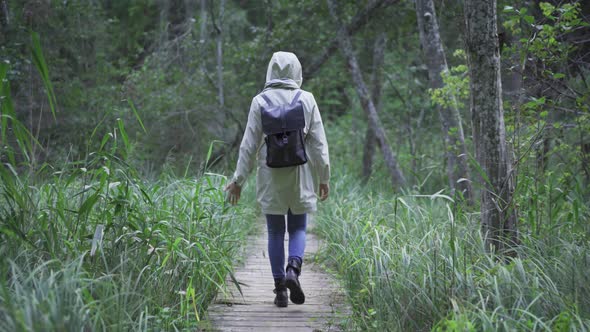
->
xmin=307 ymin=94 xmax=330 ymax=184
xmin=231 ymin=98 xmax=262 ymax=187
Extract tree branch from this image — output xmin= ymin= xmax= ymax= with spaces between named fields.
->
xmin=327 ymin=0 xmax=406 ymax=188
xmin=304 ymin=0 xmax=400 ymax=81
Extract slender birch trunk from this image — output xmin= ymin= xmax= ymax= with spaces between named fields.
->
xmin=416 ymin=0 xmax=472 ymax=202
xmin=327 ymin=0 xmax=406 ymax=188
xmin=464 ymin=0 xmax=518 ymax=254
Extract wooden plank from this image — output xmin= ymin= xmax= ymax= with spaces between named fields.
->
xmin=206 ymin=222 xmax=349 ymax=331
xmin=209 ymin=327 xmax=317 ymax=332
xmin=208 ymin=307 xmax=345 ymax=315
xmin=210 ymin=320 xmax=339 ymax=328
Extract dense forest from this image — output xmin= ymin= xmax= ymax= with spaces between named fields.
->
xmin=1 ymin=0 xmax=589 ymax=330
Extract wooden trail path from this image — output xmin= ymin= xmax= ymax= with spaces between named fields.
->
xmin=206 ymin=221 xmax=350 ymax=331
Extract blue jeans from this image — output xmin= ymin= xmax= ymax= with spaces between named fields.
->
xmin=266 ymin=210 xmax=307 ymax=279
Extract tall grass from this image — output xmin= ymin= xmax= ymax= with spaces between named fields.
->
xmin=0 ymin=148 xmax=257 ymax=330
xmin=0 ymin=150 xmax=257 ymax=331
xmin=314 ymin=169 xmax=590 ymax=331
xmin=1 ymin=37 xmax=257 ymax=329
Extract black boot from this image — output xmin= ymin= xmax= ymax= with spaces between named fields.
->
xmin=273 ymin=278 xmax=288 ymax=307
xmin=285 ymin=257 xmax=305 ymax=304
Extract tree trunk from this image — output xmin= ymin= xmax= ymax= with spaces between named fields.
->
xmin=416 ymin=0 xmax=472 ymax=202
xmin=216 ymin=0 xmax=225 ymax=108
xmin=0 ymin=0 xmax=9 ymax=28
xmin=184 ymin=0 xmax=196 ymax=21
xmin=157 ymin=0 xmax=170 ymax=47
xmin=327 ymin=0 xmax=405 ymax=188
xmin=261 ymin=0 xmax=273 ymax=62
xmin=464 ymin=0 xmax=518 ymax=254
xmin=199 ymin=0 xmax=207 ymax=44
xmin=362 ymin=33 xmax=386 ymax=182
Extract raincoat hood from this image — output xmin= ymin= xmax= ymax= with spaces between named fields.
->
xmin=264 ymin=51 xmax=303 ymax=90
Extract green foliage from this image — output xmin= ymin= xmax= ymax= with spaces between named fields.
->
xmin=30 ymin=31 xmax=57 ymax=119
xmin=503 ymin=2 xmax=586 ymax=69
xmin=434 ymin=313 xmax=476 ymax=332
xmin=498 ymin=1 xmax=590 ymax=238
xmin=1 ymin=62 xmax=35 ymax=165
xmin=0 ymin=49 xmax=257 ymax=329
xmin=429 ymin=50 xmax=470 ymax=109
xmin=0 ymin=147 xmax=257 ymax=330
xmin=314 ymin=169 xmax=590 ymax=331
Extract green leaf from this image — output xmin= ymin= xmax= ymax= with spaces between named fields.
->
xmin=204 ymin=140 xmax=224 ymax=171
xmin=540 ymin=2 xmax=555 ymax=17
xmin=127 ymin=99 xmax=147 ymax=134
xmin=79 ymin=192 xmax=100 ymax=217
xmin=100 ymin=133 xmax=112 ymax=151
xmin=30 ymin=31 xmax=58 ymax=119
xmin=117 ymin=118 xmax=130 ymax=158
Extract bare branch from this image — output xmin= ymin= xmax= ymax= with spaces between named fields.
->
xmin=305 ymin=0 xmax=401 ymax=81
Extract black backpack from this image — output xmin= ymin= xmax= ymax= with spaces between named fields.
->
xmin=260 ymin=90 xmax=307 ymax=168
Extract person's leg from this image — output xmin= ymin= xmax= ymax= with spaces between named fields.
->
xmin=266 ymin=214 xmax=288 ymax=307
xmin=285 ymin=210 xmax=307 ymax=304
xmin=286 ymin=210 xmax=307 ymax=264
xmin=266 ymin=214 xmax=286 ymax=279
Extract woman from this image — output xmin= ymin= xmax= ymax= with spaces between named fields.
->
xmin=225 ymin=51 xmax=330 ymax=307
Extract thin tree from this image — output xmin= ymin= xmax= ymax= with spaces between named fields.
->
xmin=210 ymin=0 xmax=227 ymax=164
xmin=157 ymin=0 xmax=170 ymax=48
xmin=199 ymin=0 xmax=207 ymax=44
xmin=0 ymin=0 xmax=8 ymax=28
xmin=464 ymin=0 xmax=518 ymax=254
xmin=216 ymin=0 xmax=225 ymax=108
xmin=416 ymin=0 xmax=472 ymax=202
xmin=184 ymin=0 xmax=196 ymax=21
xmin=362 ymin=32 xmax=386 ymax=182
xmin=327 ymin=0 xmax=406 ymax=188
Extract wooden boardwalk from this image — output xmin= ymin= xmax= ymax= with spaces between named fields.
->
xmin=206 ymin=220 xmax=350 ymax=331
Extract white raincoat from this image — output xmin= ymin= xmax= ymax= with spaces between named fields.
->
xmin=231 ymin=52 xmax=330 ymax=215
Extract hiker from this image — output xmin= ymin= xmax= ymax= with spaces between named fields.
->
xmin=225 ymin=51 xmax=330 ymax=307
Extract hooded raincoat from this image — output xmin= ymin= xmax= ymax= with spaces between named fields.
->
xmin=231 ymin=52 xmax=330 ymax=215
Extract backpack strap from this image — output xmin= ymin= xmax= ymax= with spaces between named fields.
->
xmin=261 ymin=94 xmax=274 ymax=107
xmin=290 ymin=90 xmax=303 ymax=106
xmin=261 ymin=91 xmax=301 ymax=107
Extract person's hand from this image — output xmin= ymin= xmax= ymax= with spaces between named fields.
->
xmin=319 ymin=183 xmax=329 ymax=201
xmin=224 ymin=182 xmax=241 ymax=205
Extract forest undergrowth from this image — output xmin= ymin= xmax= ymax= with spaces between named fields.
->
xmin=0 ymin=153 xmax=257 ymax=331
xmin=1 ymin=51 xmax=261 ymax=330
xmin=313 ymin=118 xmax=590 ymax=332
xmin=0 ymin=111 xmax=258 ymax=331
